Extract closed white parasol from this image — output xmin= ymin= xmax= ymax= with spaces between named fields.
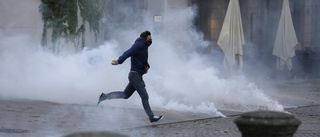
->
xmin=217 ymin=0 xmax=245 ymax=71
xmin=272 ymin=0 xmax=298 ymax=71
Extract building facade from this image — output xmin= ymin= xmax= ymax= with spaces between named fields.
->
xmin=1 ymin=0 xmax=319 ymax=77
xmin=0 ymin=0 xmax=103 ymax=52
xmin=192 ymin=0 xmax=319 ymax=78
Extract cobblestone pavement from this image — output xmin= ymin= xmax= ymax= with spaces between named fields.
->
xmin=117 ymin=79 xmax=320 ymax=137
xmin=118 ymin=105 xmax=320 ymax=137
xmin=0 ymin=79 xmax=319 ymax=137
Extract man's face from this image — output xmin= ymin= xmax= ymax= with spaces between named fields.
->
xmin=147 ymin=35 xmax=152 ymax=42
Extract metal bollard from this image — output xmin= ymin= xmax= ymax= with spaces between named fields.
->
xmin=234 ymin=110 xmax=301 ymax=137
xmin=64 ymin=131 xmax=128 ymax=137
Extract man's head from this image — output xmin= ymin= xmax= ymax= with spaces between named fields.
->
xmin=140 ymin=31 xmax=152 ymax=45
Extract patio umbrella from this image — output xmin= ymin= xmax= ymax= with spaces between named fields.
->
xmin=272 ymin=0 xmax=298 ymax=71
xmin=217 ymin=0 xmax=245 ymax=71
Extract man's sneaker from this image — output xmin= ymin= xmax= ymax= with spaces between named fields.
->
xmin=97 ymin=93 xmax=104 ymax=106
xmin=149 ymin=115 xmax=164 ymax=123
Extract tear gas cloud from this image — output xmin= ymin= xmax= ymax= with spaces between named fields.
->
xmin=0 ymin=3 xmax=284 ymax=117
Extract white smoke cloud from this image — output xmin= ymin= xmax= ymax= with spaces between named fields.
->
xmin=0 ymin=3 xmax=284 ymax=120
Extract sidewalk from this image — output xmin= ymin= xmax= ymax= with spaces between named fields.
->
xmin=0 ymin=79 xmax=319 ymax=137
xmin=117 ymin=79 xmax=320 ymax=137
xmin=117 ymin=105 xmax=320 ymax=137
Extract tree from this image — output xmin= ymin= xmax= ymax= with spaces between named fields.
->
xmin=39 ymin=0 xmax=108 ymax=53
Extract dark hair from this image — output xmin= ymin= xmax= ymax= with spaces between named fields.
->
xmin=140 ymin=31 xmax=151 ymax=39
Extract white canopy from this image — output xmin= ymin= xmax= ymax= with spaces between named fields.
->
xmin=217 ymin=0 xmax=245 ymax=71
xmin=272 ymin=0 xmax=298 ymax=71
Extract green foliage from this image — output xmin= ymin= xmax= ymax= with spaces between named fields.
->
xmin=39 ymin=0 xmax=107 ymax=52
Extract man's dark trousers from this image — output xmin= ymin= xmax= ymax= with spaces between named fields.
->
xmin=102 ymin=71 xmax=154 ymax=118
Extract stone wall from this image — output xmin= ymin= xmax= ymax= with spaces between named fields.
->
xmin=0 ymin=0 xmax=43 ymax=44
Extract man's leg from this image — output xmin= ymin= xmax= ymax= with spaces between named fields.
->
xmin=129 ymin=72 xmax=154 ymax=118
xmin=98 ymin=83 xmax=135 ymax=105
xmin=105 ymin=83 xmax=135 ymax=99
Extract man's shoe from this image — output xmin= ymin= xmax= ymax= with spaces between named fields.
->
xmin=97 ymin=93 xmax=104 ymax=106
xmin=150 ymin=115 xmax=164 ymax=123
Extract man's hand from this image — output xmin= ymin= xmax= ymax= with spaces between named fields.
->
xmin=111 ymin=60 xmax=119 ymax=65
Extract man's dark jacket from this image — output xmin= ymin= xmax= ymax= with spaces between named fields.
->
xmin=117 ymin=37 xmax=150 ymax=75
